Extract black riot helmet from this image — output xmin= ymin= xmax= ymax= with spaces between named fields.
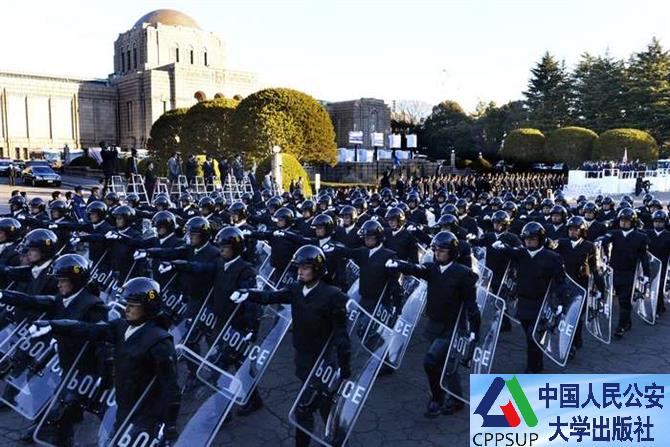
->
xmin=104 ymin=191 xmax=120 ymax=207
xmin=29 ymin=197 xmax=46 ymax=214
xmin=291 ymin=245 xmax=327 ymax=279
xmin=125 ymin=193 xmax=141 ymax=208
xmin=152 ymin=211 xmax=176 ymax=236
xmin=153 ymin=193 xmax=171 ymax=211
xmin=492 ymin=210 xmax=511 ymax=230
xmin=385 ymin=207 xmax=406 ymax=227
xmin=311 ymin=214 xmax=335 ymax=237
xmin=520 ymin=222 xmax=546 ymax=247
xmin=617 ymin=208 xmax=638 ymax=228
xmin=436 ymin=214 xmax=459 ymax=233
xmin=272 ymin=207 xmax=295 ymax=228
xmin=198 ymin=196 xmax=215 ymax=216
xmin=357 ymin=219 xmax=385 ymax=246
xmin=185 ymin=216 xmax=212 ymax=241
xmin=179 ymin=193 xmax=193 ymax=208
xmin=566 ymin=216 xmax=587 ymax=240
xmin=550 ymin=205 xmax=568 ymax=223
xmin=338 ymin=205 xmax=358 ymax=224
xmin=652 ymin=210 xmax=668 ymax=231
xmin=301 ymin=200 xmax=316 ymax=216
xmin=229 ymin=201 xmax=248 ymax=222
xmin=121 ymin=277 xmax=162 ymax=320
xmin=86 ymin=201 xmax=108 ymax=223
xmin=266 ymin=197 xmax=283 ymax=214
xmin=49 ymin=199 xmax=68 ymax=220
xmin=19 ymin=229 xmax=58 ymax=260
xmin=0 ymin=218 xmax=21 ymax=242
xmin=352 ymin=198 xmax=367 ymax=212
xmin=49 ymin=254 xmax=90 ymax=290
xmin=214 ymin=226 xmax=245 ymax=258
xmin=430 ymin=231 xmax=459 ymax=265
xmin=9 ymin=195 xmax=26 ymax=213
xmin=582 ymin=202 xmax=598 ymax=221
xmin=111 ymin=205 xmax=136 ymax=229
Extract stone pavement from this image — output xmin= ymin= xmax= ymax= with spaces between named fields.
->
xmin=0 ymin=305 xmax=667 ymax=446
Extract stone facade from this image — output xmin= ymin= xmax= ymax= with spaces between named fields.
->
xmin=0 ymin=9 xmax=258 ymax=158
xmin=326 ymin=98 xmax=392 ymax=149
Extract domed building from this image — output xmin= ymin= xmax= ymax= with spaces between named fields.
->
xmin=0 ymin=9 xmax=258 ymax=158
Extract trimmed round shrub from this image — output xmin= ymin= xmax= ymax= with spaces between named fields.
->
xmin=545 ymin=126 xmax=598 ymax=167
xmin=68 ymin=155 xmax=100 ymax=168
xmin=256 ymin=153 xmax=313 ymax=197
xmin=592 ymin=128 xmax=658 ymax=162
xmin=499 ymin=128 xmax=546 ymax=163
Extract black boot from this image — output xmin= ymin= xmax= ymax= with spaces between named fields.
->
xmin=424 ymin=399 xmax=442 ymax=418
xmin=442 ymin=398 xmax=465 ymax=415
xmin=237 ymin=391 xmax=264 ymax=416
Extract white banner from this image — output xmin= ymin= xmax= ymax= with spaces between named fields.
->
xmin=371 ymin=132 xmax=385 ymax=147
xmin=348 ymin=131 xmax=364 ymax=145
xmin=389 ymin=134 xmax=402 ymax=149
xmin=406 ymin=134 xmax=418 ymax=149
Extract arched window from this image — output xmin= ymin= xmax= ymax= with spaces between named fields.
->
xmin=133 ymin=47 xmax=137 ymax=69
xmin=174 ymin=46 xmax=180 ymax=63
xmin=126 ymin=51 xmax=131 ymax=72
xmin=189 ymin=46 xmax=194 ymax=64
xmin=203 ymin=49 xmax=208 ymax=66
xmin=214 ymin=93 xmax=225 ymax=99
xmin=121 ymin=48 xmax=126 ymax=72
xmin=233 ymin=94 xmax=243 ymax=101
xmin=194 ymin=91 xmax=207 ymax=102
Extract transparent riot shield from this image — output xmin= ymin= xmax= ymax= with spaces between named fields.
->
xmin=497 ymin=262 xmax=519 ymax=323
xmin=417 ymin=244 xmax=427 ymax=264
xmin=161 ymin=278 xmax=190 ymax=345
xmin=256 ymin=242 xmax=275 ymax=289
xmin=665 ymin=257 xmax=670 ymax=305
xmin=472 ymin=260 xmax=493 ymax=292
xmin=441 ymin=289 xmax=505 ymax=405
xmin=288 ymin=299 xmax=394 ymax=447
xmin=342 ymin=260 xmax=360 ymax=293
xmin=532 ymin=275 xmax=587 ymax=367
xmin=376 ymin=277 xmax=427 ymax=369
xmin=361 ymin=276 xmax=424 ymax=368
xmin=421 ymin=248 xmax=434 ymax=264
xmin=194 ymin=297 xmax=292 ymax=406
xmin=33 ymin=347 xmax=121 ymax=446
xmin=586 ymin=266 xmax=613 ymax=344
xmin=0 ymin=330 xmax=87 ymax=420
xmin=102 ymin=347 xmax=241 ymax=447
xmin=472 ymin=246 xmax=486 ymax=266
xmin=632 ymin=254 xmax=662 ymax=325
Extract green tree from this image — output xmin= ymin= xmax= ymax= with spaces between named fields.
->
xmin=228 ymin=88 xmax=337 ymax=166
xmin=146 ymin=108 xmax=188 ymax=159
xmin=422 ymin=100 xmax=475 ymax=158
xmin=544 ymin=126 xmax=598 ymax=167
xmin=623 ymin=38 xmax=670 ymax=142
xmin=181 ymin=97 xmax=239 ymax=158
xmin=471 ymin=100 xmax=530 ymax=156
xmin=572 ymin=52 xmax=627 ymax=132
xmin=592 ymin=128 xmax=658 ymax=162
xmin=524 ymin=52 xmax=573 ymax=130
xmin=499 ymin=128 xmax=546 ymax=163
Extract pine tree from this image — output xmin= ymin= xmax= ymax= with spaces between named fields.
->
xmin=624 ymin=37 xmax=670 ymax=143
xmin=572 ymin=51 xmax=627 ymax=132
xmin=523 ymin=52 xmax=574 ymax=130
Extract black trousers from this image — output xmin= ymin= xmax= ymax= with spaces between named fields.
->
xmin=521 ymin=319 xmax=543 ymax=372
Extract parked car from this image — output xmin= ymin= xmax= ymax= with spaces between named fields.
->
xmin=22 ymin=166 xmax=61 ymax=187
xmin=0 ymin=159 xmax=12 ymax=176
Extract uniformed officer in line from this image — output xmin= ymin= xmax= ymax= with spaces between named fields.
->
xmin=230 ymin=245 xmax=350 ymax=447
xmin=492 ymin=222 xmax=567 ymax=373
xmin=596 ymin=208 xmax=650 ymax=338
xmin=385 ymin=231 xmax=479 ymax=417
xmin=35 ymin=277 xmax=181 ymax=442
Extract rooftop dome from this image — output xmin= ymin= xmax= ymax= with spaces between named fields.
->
xmin=134 ymin=9 xmax=200 ymax=29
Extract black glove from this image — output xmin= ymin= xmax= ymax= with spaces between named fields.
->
xmin=171 ymin=260 xmax=189 ymax=271
xmin=164 ymin=425 xmax=179 ymax=441
xmin=339 ymin=353 xmax=351 ymax=380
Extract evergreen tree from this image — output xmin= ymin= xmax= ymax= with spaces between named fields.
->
xmin=623 ymin=37 xmax=670 ymax=142
xmin=572 ymin=52 xmax=627 ymax=133
xmin=523 ymin=52 xmax=573 ymax=130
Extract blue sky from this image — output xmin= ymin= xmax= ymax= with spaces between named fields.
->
xmin=3 ymin=0 xmax=669 ymax=112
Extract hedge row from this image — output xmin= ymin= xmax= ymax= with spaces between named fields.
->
xmin=499 ymin=127 xmax=658 ymax=165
